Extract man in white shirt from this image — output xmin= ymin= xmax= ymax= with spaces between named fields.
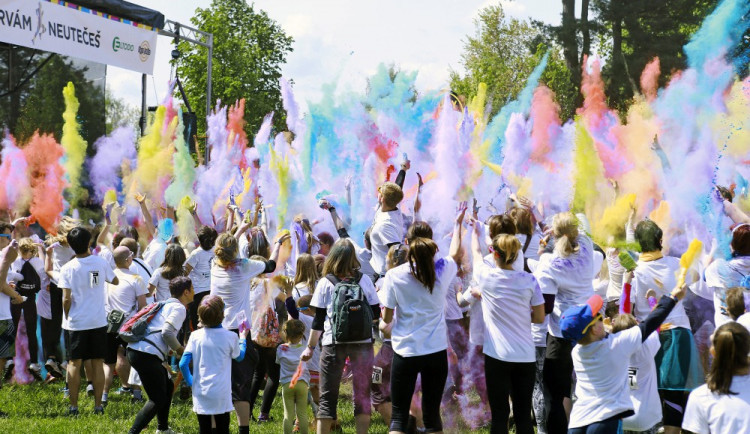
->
xmin=369 ymin=182 xmax=405 ymax=278
xmin=59 ymin=227 xmax=118 ymax=416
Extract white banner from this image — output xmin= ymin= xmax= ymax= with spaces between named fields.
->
xmin=0 ymin=0 xmax=157 ymax=74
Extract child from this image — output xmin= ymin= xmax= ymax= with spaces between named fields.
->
xmin=148 ymin=244 xmax=186 ymax=302
xmin=297 ymin=295 xmax=321 ymax=415
xmin=276 ymin=319 xmax=309 ymax=434
xmin=180 ymin=295 xmax=248 ymax=434
xmin=184 ymin=226 xmax=218 ymax=329
xmin=560 ymin=282 xmax=686 ymax=433
xmin=292 ymin=254 xmax=319 ymax=302
xmin=611 ymin=314 xmax=662 ymax=434
xmin=58 ymin=227 xmax=118 ymax=416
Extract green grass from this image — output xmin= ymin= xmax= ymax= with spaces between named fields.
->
xmin=0 ymin=377 xmax=497 ymax=433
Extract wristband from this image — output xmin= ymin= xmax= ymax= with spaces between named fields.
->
xmin=308 ymin=344 xmax=316 ymax=350
xmin=328 ymin=207 xmax=336 ymax=212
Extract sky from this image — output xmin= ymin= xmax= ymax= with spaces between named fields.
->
xmin=110 ymin=0 xmax=563 ymax=113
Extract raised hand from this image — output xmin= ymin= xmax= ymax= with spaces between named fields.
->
xmin=472 ymin=198 xmax=480 ymax=219
xmin=455 ymin=201 xmax=468 ymax=225
xmin=135 ymin=193 xmax=146 ymax=204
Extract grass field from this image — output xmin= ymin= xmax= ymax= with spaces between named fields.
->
xmin=0 ymin=377 xmax=497 ymax=433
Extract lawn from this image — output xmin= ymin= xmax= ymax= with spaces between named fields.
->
xmin=0 ymin=377 xmax=496 ymax=433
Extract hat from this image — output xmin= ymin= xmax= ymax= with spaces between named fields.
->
xmin=560 ymin=294 xmax=603 ymax=342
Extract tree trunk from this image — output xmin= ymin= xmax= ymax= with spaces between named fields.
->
xmin=561 ymin=0 xmax=579 ymax=81
xmin=580 ymin=0 xmax=591 ymax=66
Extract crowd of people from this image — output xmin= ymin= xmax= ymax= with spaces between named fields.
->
xmin=0 ymin=160 xmax=750 ymax=434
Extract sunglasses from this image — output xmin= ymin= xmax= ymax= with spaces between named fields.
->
xmin=0 ymin=234 xmax=11 ymax=239
xmin=298 ymin=306 xmax=309 ymax=311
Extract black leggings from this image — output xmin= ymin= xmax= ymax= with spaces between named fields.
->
xmin=127 ymin=349 xmax=174 ymax=433
xmin=390 ymin=350 xmax=448 ymax=433
xmin=484 ymin=355 xmax=536 ymax=434
xmin=543 ymin=334 xmax=573 ymax=434
xmin=11 ymin=295 xmax=38 ymax=362
xmin=248 ymin=344 xmax=280 ymax=416
xmin=48 ymin=284 xmax=63 ymax=361
xmin=197 ymin=412 xmax=230 ymax=434
xmin=40 ymin=316 xmax=62 ymax=362
xmin=567 ymin=414 xmax=622 ymax=433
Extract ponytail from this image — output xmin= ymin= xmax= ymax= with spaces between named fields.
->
xmin=552 ymin=212 xmax=580 ymax=258
xmin=707 ymin=322 xmax=750 ymax=395
xmin=492 ymin=234 xmax=520 ymax=267
xmin=407 ymin=237 xmax=438 ymax=293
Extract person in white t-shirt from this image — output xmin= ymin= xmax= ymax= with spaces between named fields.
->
xmin=148 ymin=244 xmax=187 ymax=302
xmin=370 ymin=181 xmax=406 ymax=279
xmin=276 ymin=319 xmax=310 ymax=434
xmin=610 ymin=314 xmax=662 ymax=433
xmin=380 ymin=204 xmax=466 ymax=434
xmin=292 ymin=253 xmax=319 ymax=302
xmin=180 ymin=295 xmax=248 ymax=434
xmin=534 ymin=212 xmax=596 ymax=433
xmin=703 ymin=224 xmax=750 ymax=327
xmin=318 ymin=199 xmax=377 ymax=283
xmin=209 ymin=232 xmax=282 ymax=432
xmin=184 ymin=225 xmax=218 ymax=329
xmin=127 ymin=276 xmax=193 ymax=434
xmin=58 ymin=227 xmax=118 ymax=416
xmin=561 ymin=284 xmax=686 ymax=433
xmin=630 ymin=220 xmax=704 ymax=434
xmin=301 ymin=238 xmax=381 ymax=434
xmin=102 ymin=246 xmax=148 ymax=406
xmin=683 ymin=321 xmax=750 ymax=434
xmin=120 ymin=237 xmax=154 ymax=307
xmin=0 ymin=240 xmax=23 ymax=401
xmin=470 ymin=227 xmax=545 ymax=434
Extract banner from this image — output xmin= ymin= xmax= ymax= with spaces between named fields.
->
xmin=0 ymin=0 xmax=158 ymax=74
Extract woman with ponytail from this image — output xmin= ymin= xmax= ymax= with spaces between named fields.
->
xmin=470 ymin=226 xmax=545 ymax=434
xmin=379 ymin=203 xmax=467 ymax=434
xmin=683 ymin=322 xmax=750 ymax=433
xmin=533 ymin=212 xmax=596 ymax=433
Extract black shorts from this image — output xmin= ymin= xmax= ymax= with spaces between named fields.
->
xmin=104 ymin=333 xmax=126 ymax=365
xmin=64 ymin=327 xmax=107 ymax=361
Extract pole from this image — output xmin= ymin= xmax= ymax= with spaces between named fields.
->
xmin=205 ymin=34 xmax=213 ymax=163
xmin=140 ymin=73 xmax=147 ymax=136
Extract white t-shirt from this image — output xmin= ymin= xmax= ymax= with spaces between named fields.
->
xmin=683 ymin=374 xmax=750 ymax=434
xmin=9 ymin=257 xmax=48 ymax=319
xmin=183 ymin=327 xmax=241 ymax=415
xmin=622 ymin=332 xmax=662 ymax=431
xmin=350 ymin=238 xmax=376 ymax=282
xmin=210 ymin=258 xmax=267 ymax=329
xmin=534 ymin=235 xmax=596 ymax=338
xmin=185 ymin=248 xmax=214 ymax=295
xmin=380 ymin=256 xmax=457 ymax=357
xmin=106 ymin=268 xmax=149 ymax=320
xmin=310 ymin=273 xmax=379 ymax=346
xmin=149 ymin=268 xmax=177 ymax=302
xmin=129 ymin=299 xmax=186 ymax=360
xmin=50 ymin=243 xmax=75 ymax=285
xmin=142 ymin=238 xmax=168 ymax=271
xmin=737 ymin=313 xmax=750 ymax=334
xmin=474 ymin=263 xmax=544 ymax=363
xmin=516 ymin=231 xmax=544 ymax=262
xmin=369 ymin=209 xmax=404 ymax=275
xmin=292 ymin=282 xmax=312 ymax=302
xmin=58 ymin=255 xmax=116 ymax=331
xmin=705 ymin=257 xmax=750 ymax=328
xmin=444 ymin=277 xmax=464 ymax=321
xmin=0 ymin=290 xmax=9 ymax=321
xmin=98 ymin=246 xmax=116 ymax=270
xmin=130 ymin=257 xmax=154 ymax=304
xmin=277 ymin=342 xmax=309 ymax=385
xmin=569 ymin=327 xmax=644 ymax=428
xmin=631 ymin=256 xmax=691 ymax=330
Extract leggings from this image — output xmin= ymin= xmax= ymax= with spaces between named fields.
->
xmin=40 ymin=316 xmax=62 ymax=362
xmin=484 ymin=355 xmax=536 ymax=434
xmin=282 ymin=381 xmax=309 ymax=434
xmin=568 ymin=414 xmax=623 ymax=433
xmin=543 ymin=335 xmax=574 ymax=434
xmin=49 ymin=284 xmax=64 ymax=360
xmin=249 ymin=344 xmax=281 ymax=416
xmin=11 ymin=295 xmax=38 ymax=362
xmin=390 ymin=350 xmax=448 ymax=433
xmin=446 ymin=318 xmax=469 ymax=392
xmin=127 ymin=349 xmax=174 ymax=433
xmin=533 ymin=346 xmax=550 ymax=434
xmin=196 ymin=412 xmax=230 ymax=434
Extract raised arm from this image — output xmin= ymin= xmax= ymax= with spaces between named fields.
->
xmin=724 ymin=199 xmax=750 ymax=225
xmin=394 ymin=159 xmax=409 ymax=189
xmin=449 ymin=202 xmax=468 ymax=263
xmin=470 ymin=219 xmax=485 ymax=272
xmin=414 ymin=173 xmax=424 ymax=222
xmin=135 ymin=193 xmax=156 ymax=239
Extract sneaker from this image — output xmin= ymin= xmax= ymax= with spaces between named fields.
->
xmin=3 ymin=361 xmax=13 ymax=380
xmin=45 ymin=359 xmax=64 ymax=378
xmin=117 ymin=386 xmax=133 ymax=395
xmin=131 ymin=396 xmax=145 ymax=404
xmin=86 ymin=383 xmax=94 ymax=397
xmin=93 ymin=406 xmax=104 ymax=415
xmin=29 ymin=363 xmax=43 ymax=382
xmin=155 ymin=429 xmax=178 ymax=434
xmin=62 ymin=387 xmax=70 ymax=399
xmin=101 ymin=399 xmax=108 ymax=408
xmin=257 ymin=413 xmax=272 ymax=423
xmin=67 ymin=407 xmax=79 ymax=417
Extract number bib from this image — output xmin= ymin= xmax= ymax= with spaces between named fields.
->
xmin=372 ymin=366 xmax=383 ymax=385
xmin=628 ymin=367 xmax=638 ymax=390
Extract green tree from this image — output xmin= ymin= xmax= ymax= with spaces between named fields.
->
xmin=176 ymin=0 xmax=293 ymax=137
xmin=450 ymin=4 xmax=578 ymax=120
xmin=105 ymin=89 xmax=141 ymax=135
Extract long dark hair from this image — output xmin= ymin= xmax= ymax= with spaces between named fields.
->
xmin=407 ymin=237 xmax=438 ymax=293
xmin=160 ymin=244 xmax=187 ymax=280
xmin=707 ymin=322 xmax=750 ymax=395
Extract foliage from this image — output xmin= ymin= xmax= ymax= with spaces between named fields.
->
xmin=176 ymin=0 xmax=294 ymax=137
xmin=450 ymin=4 xmax=579 ymax=120
xmin=105 ymin=89 xmax=141 ymax=135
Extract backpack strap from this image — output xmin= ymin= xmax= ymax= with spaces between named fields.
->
xmin=133 ymin=258 xmax=152 ymax=278
xmin=326 ymin=274 xmax=340 ymax=286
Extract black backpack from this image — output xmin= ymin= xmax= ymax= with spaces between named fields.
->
xmin=327 ymin=272 xmax=373 ymax=344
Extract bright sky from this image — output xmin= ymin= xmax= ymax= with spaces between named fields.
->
xmin=110 ymin=0 xmax=562 ymax=112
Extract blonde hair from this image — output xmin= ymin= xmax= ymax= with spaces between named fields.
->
xmin=322 ymin=239 xmax=360 ymax=278
xmin=492 ymin=234 xmax=520 ymax=267
xmin=18 ymin=238 xmax=37 ymax=256
xmin=214 ymin=233 xmax=239 ymax=268
xmin=294 ymin=253 xmax=319 ymax=294
xmin=293 ymin=215 xmax=319 ymax=254
xmin=610 ymin=313 xmax=638 ymax=334
xmin=552 ymin=212 xmax=580 ymax=258
xmin=379 ymin=182 xmax=404 ymax=209
xmin=47 ymin=216 xmax=81 ymax=245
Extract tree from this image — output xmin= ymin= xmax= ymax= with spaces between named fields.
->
xmin=450 ymin=4 xmax=579 ymax=120
xmin=105 ymin=89 xmax=141 ymax=135
xmin=176 ymin=0 xmax=293 ymax=137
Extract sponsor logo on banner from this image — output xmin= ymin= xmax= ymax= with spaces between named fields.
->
xmin=138 ymin=41 xmax=151 ymax=62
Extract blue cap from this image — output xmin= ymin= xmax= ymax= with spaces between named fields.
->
xmin=560 ymin=294 xmax=603 ymax=343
